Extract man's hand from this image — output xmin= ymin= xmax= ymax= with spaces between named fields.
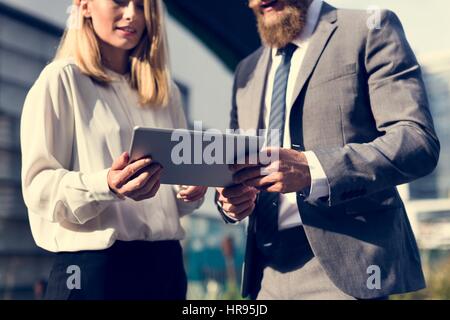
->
xmin=107 ymin=152 xmax=162 ymax=201
xmin=231 ymin=147 xmax=311 ymax=194
xmin=216 ymin=185 xmax=259 ymax=221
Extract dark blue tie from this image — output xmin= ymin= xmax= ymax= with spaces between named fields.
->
xmin=256 ymin=43 xmax=297 ymax=253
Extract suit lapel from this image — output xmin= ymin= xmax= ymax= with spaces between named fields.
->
xmin=289 ymin=3 xmax=338 ymax=110
xmin=237 ymin=48 xmax=271 ymax=131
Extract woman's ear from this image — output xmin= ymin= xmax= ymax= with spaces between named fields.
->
xmin=79 ymin=0 xmax=91 ymax=18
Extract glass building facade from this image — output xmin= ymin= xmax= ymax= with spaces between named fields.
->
xmin=0 ymin=3 xmax=61 ymax=299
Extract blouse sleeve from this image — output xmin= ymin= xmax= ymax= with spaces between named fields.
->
xmin=20 ymin=63 xmax=120 ymax=225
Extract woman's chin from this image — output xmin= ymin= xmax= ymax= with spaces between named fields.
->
xmin=112 ymin=41 xmax=140 ymax=52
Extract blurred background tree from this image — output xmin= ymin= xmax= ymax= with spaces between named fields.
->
xmin=392 ymin=256 xmax=450 ymax=299
xmin=220 ymin=236 xmax=244 ymax=300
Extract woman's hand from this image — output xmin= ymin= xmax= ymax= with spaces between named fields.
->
xmin=177 ymin=185 xmax=208 ymax=202
xmin=107 ymin=152 xmax=162 ymax=201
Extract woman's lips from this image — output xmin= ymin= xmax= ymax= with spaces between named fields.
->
xmin=116 ymin=26 xmax=137 ymax=37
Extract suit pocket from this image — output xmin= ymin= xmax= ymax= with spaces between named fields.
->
xmin=309 ymin=63 xmax=357 ymax=89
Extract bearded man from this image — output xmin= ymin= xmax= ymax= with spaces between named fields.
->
xmin=216 ymin=0 xmax=439 ymax=299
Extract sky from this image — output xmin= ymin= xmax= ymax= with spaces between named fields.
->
xmin=1 ymin=0 xmax=449 ymax=57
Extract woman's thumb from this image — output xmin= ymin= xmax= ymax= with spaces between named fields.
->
xmin=111 ymin=152 xmax=129 ymax=170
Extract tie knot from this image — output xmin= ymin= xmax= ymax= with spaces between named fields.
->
xmin=277 ymin=43 xmax=297 ymax=59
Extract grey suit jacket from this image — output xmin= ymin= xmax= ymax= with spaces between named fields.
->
xmin=231 ymin=3 xmax=440 ymax=299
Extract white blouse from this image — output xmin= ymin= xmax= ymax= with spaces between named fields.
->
xmin=20 ymin=58 xmax=203 ymax=253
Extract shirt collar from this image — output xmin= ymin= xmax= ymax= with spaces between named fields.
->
xmin=271 ymin=0 xmax=323 ymax=58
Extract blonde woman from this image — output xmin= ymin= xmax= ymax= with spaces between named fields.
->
xmin=20 ymin=0 xmax=207 ymax=300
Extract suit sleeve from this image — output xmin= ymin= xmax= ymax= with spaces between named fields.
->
xmin=312 ymin=10 xmax=440 ymax=207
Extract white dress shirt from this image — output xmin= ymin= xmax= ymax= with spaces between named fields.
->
xmin=263 ymin=0 xmax=330 ymax=230
xmin=20 ymin=58 xmax=203 ymax=253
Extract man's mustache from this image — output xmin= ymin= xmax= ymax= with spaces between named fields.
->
xmin=248 ymin=0 xmax=305 ymax=11
xmin=249 ymin=0 xmax=279 ymax=10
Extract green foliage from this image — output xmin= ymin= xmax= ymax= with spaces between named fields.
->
xmin=391 ymin=256 xmax=450 ymax=300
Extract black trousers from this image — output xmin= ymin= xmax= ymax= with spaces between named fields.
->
xmin=45 ymin=240 xmax=187 ymax=300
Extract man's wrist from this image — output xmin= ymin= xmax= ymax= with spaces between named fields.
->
xmin=216 ymin=198 xmax=240 ymax=224
xmin=302 ymin=150 xmax=330 ymax=202
xmin=298 ymin=151 xmax=312 ymax=190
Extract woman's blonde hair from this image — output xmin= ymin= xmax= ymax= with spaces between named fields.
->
xmin=55 ymin=0 xmax=171 ymax=107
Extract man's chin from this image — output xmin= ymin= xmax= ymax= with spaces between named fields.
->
xmin=259 ymin=12 xmax=284 ymax=27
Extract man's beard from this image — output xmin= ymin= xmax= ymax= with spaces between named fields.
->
xmin=252 ymin=0 xmax=309 ymax=48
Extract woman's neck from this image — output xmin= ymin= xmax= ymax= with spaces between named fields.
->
xmin=99 ymin=41 xmax=130 ymax=75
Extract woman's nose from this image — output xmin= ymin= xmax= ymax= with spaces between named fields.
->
xmin=123 ymin=1 xmax=138 ymax=21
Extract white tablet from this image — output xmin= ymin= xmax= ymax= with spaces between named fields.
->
xmin=128 ymin=126 xmax=264 ymax=187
